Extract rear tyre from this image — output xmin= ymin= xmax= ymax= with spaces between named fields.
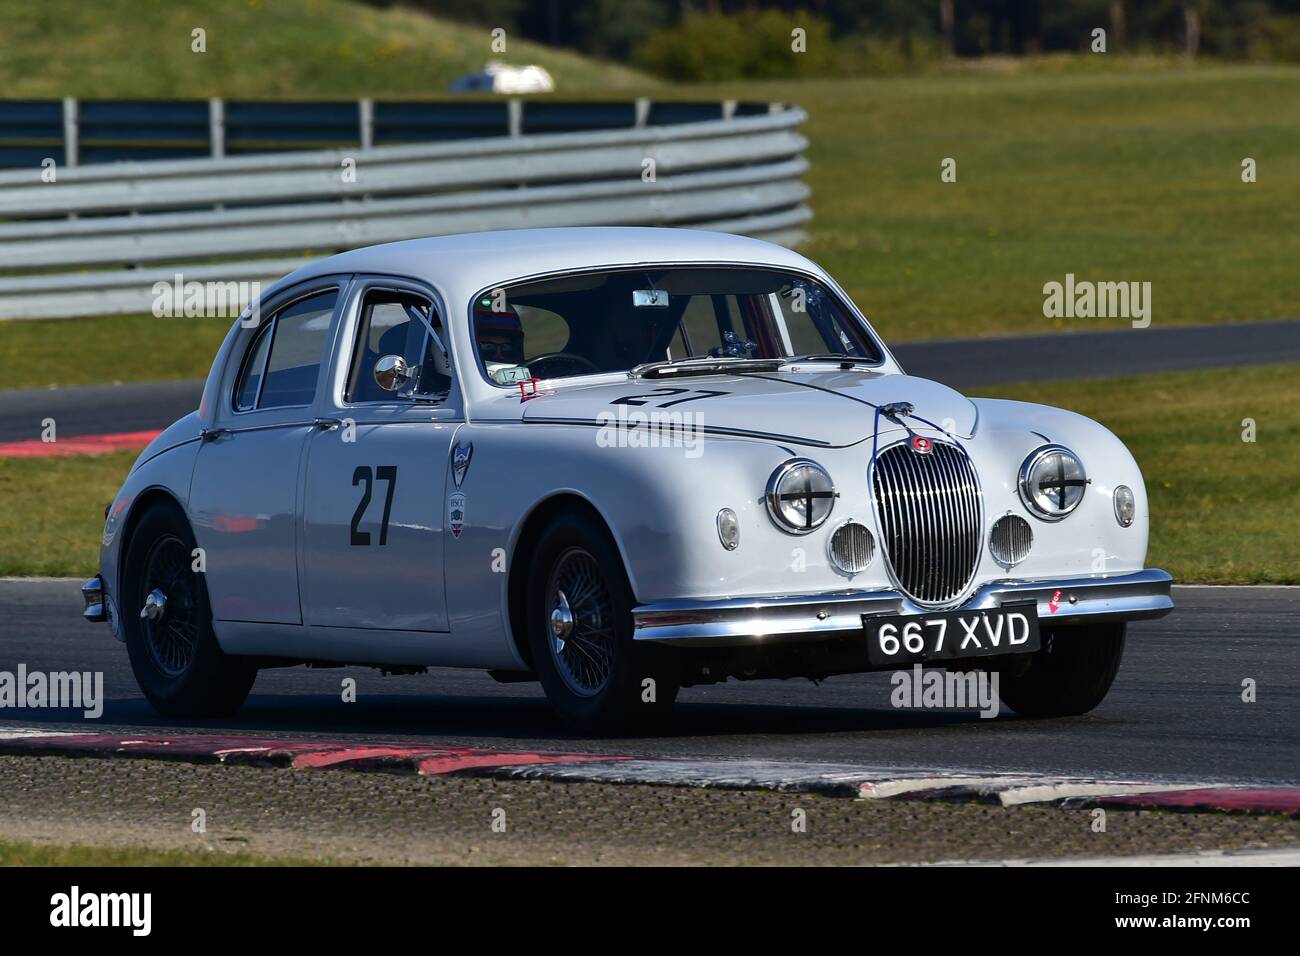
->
xmin=121 ymin=501 xmax=257 ymax=717
xmin=997 ymin=623 xmax=1125 ymax=718
xmin=526 ymin=511 xmax=679 ymax=733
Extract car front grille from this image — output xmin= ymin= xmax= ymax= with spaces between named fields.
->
xmin=870 ymin=440 xmax=982 ymax=605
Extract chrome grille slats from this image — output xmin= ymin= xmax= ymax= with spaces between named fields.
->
xmin=870 ymin=440 xmax=983 ymax=606
xmin=895 ymin=448 xmax=917 ymax=594
xmin=891 ymin=447 xmax=914 ymax=592
xmin=911 ymin=446 xmax=938 ymax=601
xmin=957 ymin=447 xmax=980 ymax=593
xmin=949 ymin=448 xmax=970 ymax=594
xmin=935 ymin=445 xmax=959 ymax=600
xmin=945 ymin=446 xmax=971 ymax=593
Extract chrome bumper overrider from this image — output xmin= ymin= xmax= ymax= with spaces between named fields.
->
xmin=81 ymin=575 xmax=107 ymax=623
xmin=632 ymin=568 xmax=1173 ymax=646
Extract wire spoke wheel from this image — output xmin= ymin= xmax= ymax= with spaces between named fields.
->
xmin=545 ymin=547 xmax=617 ymax=698
xmin=140 ymin=534 xmax=200 ymax=678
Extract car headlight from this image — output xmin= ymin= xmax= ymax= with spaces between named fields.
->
xmin=765 ymin=459 xmax=836 ymax=534
xmin=1018 ymin=444 xmax=1087 ymax=521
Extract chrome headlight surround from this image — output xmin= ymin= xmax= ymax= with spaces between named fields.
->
xmin=1018 ymin=444 xmax=1087 ymax=522
xmin=765 ymin=459 xmax=836 ymax=535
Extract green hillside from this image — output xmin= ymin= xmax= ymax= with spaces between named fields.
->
xmin=0 ymin=0 xmax=658 ymax=97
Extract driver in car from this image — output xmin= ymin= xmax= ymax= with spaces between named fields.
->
xmin=475 ymin=299 xmax=528 ymax=382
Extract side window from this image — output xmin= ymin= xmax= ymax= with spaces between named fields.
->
xmin=234 ymin=321 xmax=272 ymax=411
xmin=233 ymin=289 xmax=337 ymax=412
xmin=346 ymin=289 xmax=451 ymax=403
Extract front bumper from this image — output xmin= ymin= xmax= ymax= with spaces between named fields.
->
xmin=632 ymin=568 xmax=1173 ymax=646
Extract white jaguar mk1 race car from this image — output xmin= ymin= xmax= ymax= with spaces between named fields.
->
xmin=83 ymin=227 xmax=1172 ymax=730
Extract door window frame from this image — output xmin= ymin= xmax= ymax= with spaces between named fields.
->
xmin=227 ymin=278 xmax=347 ymax=420
xmin=330 ymin=275 xmax=463 ymax=417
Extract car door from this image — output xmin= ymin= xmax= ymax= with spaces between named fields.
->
xmin=300 ymin=278 xmax=459 ymax=632
xmin=190 ymin=282 xmax=345 ymax=624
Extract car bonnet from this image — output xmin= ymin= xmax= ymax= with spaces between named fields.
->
xmin=515 ymin=369 xmax=977 ymax=448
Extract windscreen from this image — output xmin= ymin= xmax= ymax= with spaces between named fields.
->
xmin=471 ymin=267 xmax=881 ymax=384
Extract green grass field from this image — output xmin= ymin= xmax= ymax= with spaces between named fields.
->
xmin=979 ymin=364 xmax=1300 ymax=585
xmin=0 ymin=450 xmax=135 ymax=577
xmin=703 ymin=65 xmax=1300 ymax=342
xmin=3 ymin=315 xmax=231 ymax=391
xmin=0 ymin=11 xmax=1293 ymax=586
xmin=3 ymin=63 xmax=1298 ymax=389
xmin=3 ymin=364 xmax=1295 ymax=582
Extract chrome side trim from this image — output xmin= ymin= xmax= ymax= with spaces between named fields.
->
xmin=632 ymin=568 xmax=1173 ymax=646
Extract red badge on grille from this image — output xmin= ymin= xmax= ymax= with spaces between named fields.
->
xmin=909 ymin=435 xmax=933 ymax=455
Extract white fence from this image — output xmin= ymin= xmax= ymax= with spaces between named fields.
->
xmin=0 ymin=105 xmax=810 ymax=320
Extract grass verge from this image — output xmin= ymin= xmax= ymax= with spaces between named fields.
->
xmin=0 ymin=365 xmax=1294 ymax=583
xmin=979 ymin=363 xmax=1300 ymax=584
xmin=0 ymin=451 xmax=135 ymax=577
xmin=4 ymin=315 xmax=230 ymax=391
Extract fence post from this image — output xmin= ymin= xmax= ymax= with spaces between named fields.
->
xmin=507 ymin=98 xmax=522 ymax=138
xmin=209 ymin=98 xmax=225 ymax=158
xmin=62 ymin=97 xmax=78 ymax=168
xmin=722 ymin=100 xmax=737 ymax=121
xmin=358 ymin=98 xmax=374 ymax=149
xmin=635 ymin=97 xmax=650 ymax=128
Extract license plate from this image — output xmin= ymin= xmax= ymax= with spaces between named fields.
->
xmin=863 ymin=605 xmax=1040 ymax=666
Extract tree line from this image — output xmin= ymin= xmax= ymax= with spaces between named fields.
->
xmin=366 ymin=1 xmax=1300 ymax=74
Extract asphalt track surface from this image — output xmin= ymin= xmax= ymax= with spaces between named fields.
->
xmin=1 ymin=580 xmax=1296 ymax=787
xmin=2 ymin=318 xmax=1298 ymax=442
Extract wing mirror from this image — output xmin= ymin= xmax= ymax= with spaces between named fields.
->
xmin=374 ymin=354 xmax=416 ymax=392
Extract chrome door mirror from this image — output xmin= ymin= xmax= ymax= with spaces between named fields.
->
xmin=374 ymin=354 xmax=414 ymax=392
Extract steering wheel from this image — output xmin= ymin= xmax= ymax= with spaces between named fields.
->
xmin=525 ymin=352 xmax=601 ymax=379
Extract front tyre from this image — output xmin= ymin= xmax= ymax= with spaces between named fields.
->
xmin=121 ymin=501 xmax=257 ymax=717
xmin=997 ymin=623 xmax=1125 ymax=718
xmin=526 ymin=511 xmax=678 ymax=732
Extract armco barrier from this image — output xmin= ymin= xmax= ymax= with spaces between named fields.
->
xmin=0 ymin=99 xmax=811 ymax=320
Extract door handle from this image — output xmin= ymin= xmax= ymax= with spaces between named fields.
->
xmin=313 ymin=418 xmax=342 ymax=431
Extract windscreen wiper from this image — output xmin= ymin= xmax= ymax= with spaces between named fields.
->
xmin=781 ymin=353 xmax=878 ymax=368
xmin=631 ymin=357 xmax=784 ymax=379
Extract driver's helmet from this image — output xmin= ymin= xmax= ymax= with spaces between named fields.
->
xmin=474 ymin=296 xmax=525 ymax=365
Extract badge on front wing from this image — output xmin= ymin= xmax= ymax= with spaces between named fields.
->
xmin=452 ymin=441 xmax=473 ymax=488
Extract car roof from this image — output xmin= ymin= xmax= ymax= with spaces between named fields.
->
xmin=269 ymin=227 xmax=825 ymax=299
